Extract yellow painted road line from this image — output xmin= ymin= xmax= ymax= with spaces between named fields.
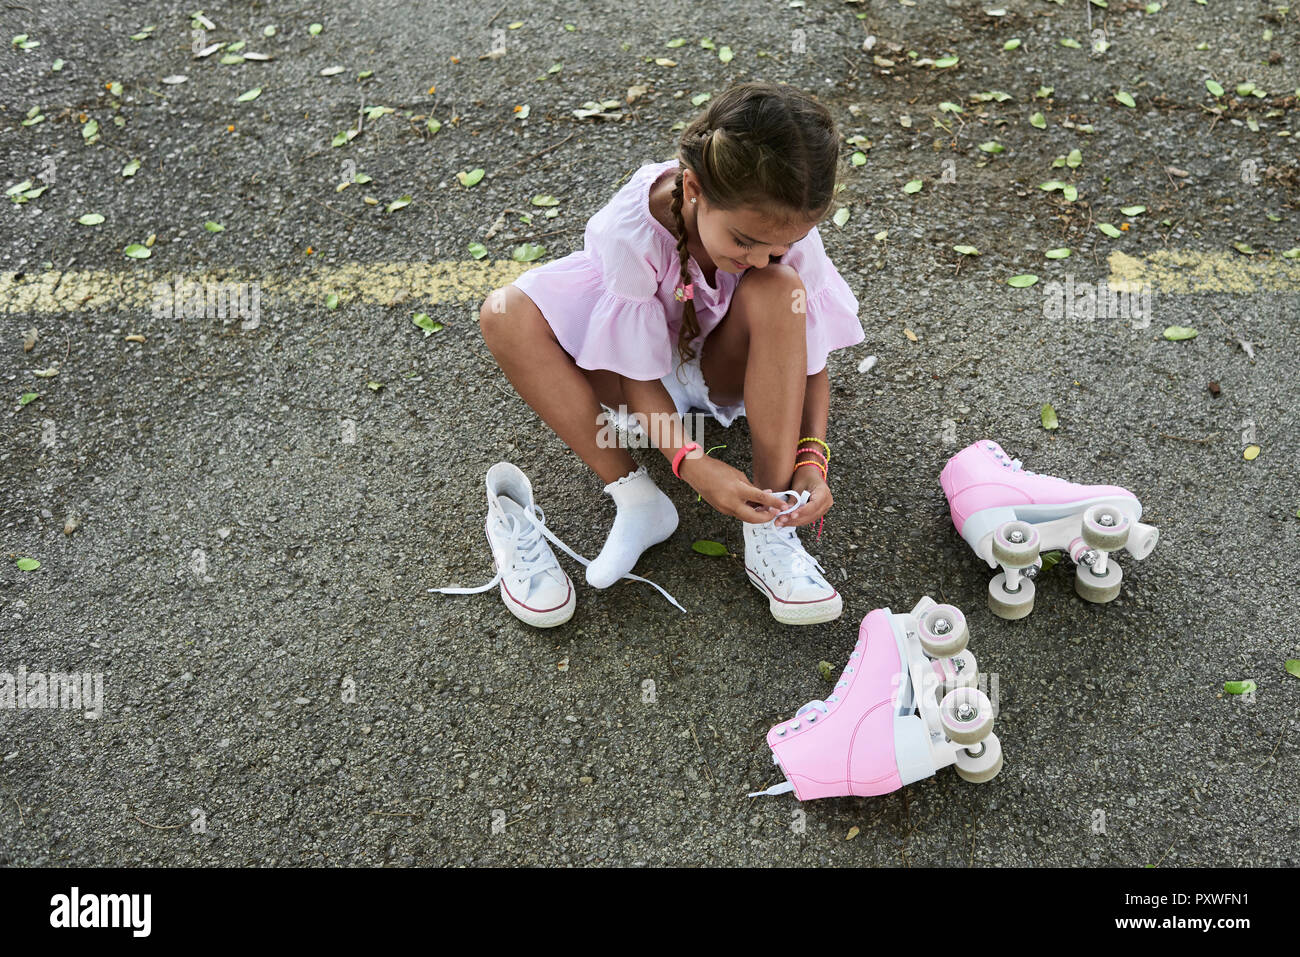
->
xmin=1108 ymin=250 xmax=1300 ymax=294
xmin=0 ymin=260 xmax=536 ymax=315
xmin=2 ymin=251 xmax=1296 ymax=315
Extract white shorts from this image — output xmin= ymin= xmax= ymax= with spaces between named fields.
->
xmin=659 ymin=349 xmax=747 ymax=429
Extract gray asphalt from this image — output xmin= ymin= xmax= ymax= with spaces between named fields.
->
xmin=2 ymin=0 xmax=1297 ymax=866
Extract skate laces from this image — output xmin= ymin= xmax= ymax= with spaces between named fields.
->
xmin=988 ymin=443 xmax=1036 ymax=476
xmin=431 ymin=497 xmax=687 ymax=614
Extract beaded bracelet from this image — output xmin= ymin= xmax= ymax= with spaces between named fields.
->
xmin=794 ymin=460 xmax=827 ymax=480
xmin=795 ymin=447 xmax=828 ymax=469
xmin=798 ymin=436 xmax=830 ymax=463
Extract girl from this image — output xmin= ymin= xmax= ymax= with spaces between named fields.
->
xmin=476 ymin=81 xmax=864 ymax=626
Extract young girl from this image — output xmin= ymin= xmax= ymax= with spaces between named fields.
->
xmin=476 ymin=81 xmax=864 ymax=626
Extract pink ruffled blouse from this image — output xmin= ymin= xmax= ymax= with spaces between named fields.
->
xmin=511 ymin=157 xmax=864 ymax=380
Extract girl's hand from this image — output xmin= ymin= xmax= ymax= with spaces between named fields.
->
xmin=777 ymin=466 xmax=833 ymax=529
xmin=680 ymin=455 xmax=790 ymax=524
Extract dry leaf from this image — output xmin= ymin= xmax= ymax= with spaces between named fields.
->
xmin=846 ymin=826 xmax=860 ymax=840
xmin=904 ymin=328 xmax=918 ymax=342
xmin=125 ymin=334 xmax=146 ymax=343
xmin=23 ymin=327 xmax=38 ymax=352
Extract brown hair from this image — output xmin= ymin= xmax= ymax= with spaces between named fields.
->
xmin=668 ymin=81 xmax=843 ymax=371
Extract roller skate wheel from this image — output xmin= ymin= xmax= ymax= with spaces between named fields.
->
xmin=1126 ymin=521 xmax=1159 ymax=560
xmin=939 ymin=687 xmax=994 ymax=745
xmin=991 ymin=520 xmax=1041 ymax=567
xmin=1075 ymin=559 xmax=1123 ymax=603
xmin=942 ymin=648 xmax=979 ymax=692
xmin=917 ymin=604 xmax=969 ymax=658
xmin=1081 ymin=504 xmax=1132 ymax=552
xmin=988 ymin=572 xmax=1035 ymax=620
xmin=954 ymin=732 xmax=1004 ymax=784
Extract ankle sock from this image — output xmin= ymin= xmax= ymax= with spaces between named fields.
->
xmin=585 ymin=467 xmax=679 ymax=588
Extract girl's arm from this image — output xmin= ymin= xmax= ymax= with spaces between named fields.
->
xmin=800 ymin=369 xmax=829 ymax=447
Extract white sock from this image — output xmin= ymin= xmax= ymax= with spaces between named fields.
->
xmin=585 ymin=466 xmax=679 ymax=589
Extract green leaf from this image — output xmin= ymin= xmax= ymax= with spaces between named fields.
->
xmin=122 ymin=158 xmax=141 ymax=177
xmin=1205 ymin=79 xmax=1224 ymax=97
xmin=850 ymin=150 xmax=867 ymax=166
xmin=691 ymin=540 xmax=729 ymax=557
xmin=1034 ymin=85 xmax=1054 ymax=98
xmin=1040 ymin=403 xmax=1059 ymax=430
xmin=933 ymin=56 xmax=959 ymax=68
xmin=1162 ymin=326 xmax=1197 ymax=341
xmin=1066 ymin=149 xmax=1082 ymax=168
xmin=902 ymin=178 xmax=923 ymax=194
xmin=1003 ymin=39 xmax=1021 ymax=51
xmin=308 ymin=22 xmax=323 ymax=35
xmin=938 ymin=101 xmax=963 ymax=113
xmin=366 ymin=381 xmax=383 ymax=391
xmin=718 ymin=45 xmax=733 ymax=63
xmin=1059 ymin=37 xmax=1082 ymax=49
xmin=1039 ymin=180 xmax=1067 ymax=191
xmin=325 ymin=293 xmax=339 ymax=310
xmin=1223 ymin=680 xmax=1255 ymax=696
xmin=78 ymin=213 xmax=105 ymax=225
xmin=1063 ymin=184 xmax=1078 ymax=202
xmin=1284 ymin=660 xmax=1300 ymax=679
xmin=52 ymin=58 xmax=64 ymax=71
xmin=1028 ymin=111 xmax=1046 ymax=129
xmin=353 ymin=173 xmax=372 ymax=184
xmin=227 ymin=40 xmax=247 ymax=53
xmin=1045 ymin=247 xmax=1071 ymax=259
xmin=832 ymin=206 xmax=850 ymax=228
xmin=18 ymin=392 xmax=38 ymax=407
xmin=512 ymin=243 xmax=545 ymax=262
xmin=1007 ymin=274 xmax=1039 ymax=288
xmin=82 ymin=119 xmax=99 ymax=139
xmin=1115 ymin=90 xmax=1136 ymax=108
xmin=264 ymin=26 xmax=277 ymax=37
xmin=1120 ymin=205 xmax=1146 ymax=216
xmin=1235 ymin=82 xmax=1255 ymax=96
xmin=412 ymin=312 xmax=443 ymax=336
xmin=1039 ymin=550 xmax=1063 ymax=572
xmin=123 ymin=243 xmax=151 ymax=259
xmin=219 ymin=54 xmax=244 ymax=65
xmin=203 ymin=220 xmax=224 ymax=232
xmin=978 ymin=140 xmax=1005 ymax=153
xmin=1232 ymin=242 xmax=1256 ymax=255
xmin=1098 ymin=223 xmax=1123 ymax=238
xmin=666 ymin=37 xmax=687 ymax=48
xmin=530 ymin=194 xmax=560 ymax=207
xmin=385 ymin=194 xmax=412 ymax=213
xmin=1282 ymin=248 xmax=1300 ymax=259
xmin=456 ymin=168 xmax=484 ymax=187
xmin=236 ymin=87 xmax=262 ymax=102
xmin=467 ymin=242 xmax=487 ymax=259
xmin=16 ymin=557 xmax=40 ymax=571
xmin=953 ymin=245 xmax=979 ymax=255
xmin=357 ymin=70 xmax=373 ymax=80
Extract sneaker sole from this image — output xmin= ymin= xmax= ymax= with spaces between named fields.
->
xmin=746 ymin=569 xmax=843 ymax=625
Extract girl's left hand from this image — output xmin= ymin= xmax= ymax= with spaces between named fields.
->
xmin=776 ymin=467 xmax=833 ymax=528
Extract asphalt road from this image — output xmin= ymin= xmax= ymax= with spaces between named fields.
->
xmin=1 ymin=1 xmax=1297 ymax=866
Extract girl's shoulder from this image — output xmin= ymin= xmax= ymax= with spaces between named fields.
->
xmin=584 ymin=159 xmax=680 ymax=259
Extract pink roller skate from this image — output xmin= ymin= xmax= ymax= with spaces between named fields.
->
xmin=749 ymin=597 xmax=1003 ymax=801
xmin=940 ymin=439 xmax=1159 ymax=619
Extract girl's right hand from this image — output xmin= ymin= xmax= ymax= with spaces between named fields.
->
xmin=679 ymin=455 xmax=790 ymax=523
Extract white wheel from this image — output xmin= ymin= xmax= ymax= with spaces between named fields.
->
xmin=940 ymin=648 xmax=978 ymax=692
xmin=991 ymin=520 xmax=1040 ymax=567
xmin=939 ymin=687 xmax=994 ymax=745
xmin=1075 ymin=559 xmax=1123 ymax=603
xmin=988 ymin=572 xmax=1034 ymax=620
xmin=954 ymin=732 xmax=1004 ymax=784
xmin=917 ymin=604 xmax=968 ymax=657
xmin=1126 ymin=521 xmax=1159 ymax=560
xmin=1082 ymin=504 xmax=1131 ymax=552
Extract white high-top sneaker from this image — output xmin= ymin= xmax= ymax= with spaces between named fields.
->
xmin=431 ymin=462 xmax=688 ymax=622
xmin=431 ymin=462 xmax=576 ymax=628
xmin=743 ymin=491 xmax=843 ymax=626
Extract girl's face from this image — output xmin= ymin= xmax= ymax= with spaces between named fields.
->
xmin=682 ymin=169 xmax=818 ymax=273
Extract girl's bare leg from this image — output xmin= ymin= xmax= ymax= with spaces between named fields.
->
xmin=480 ymin=286 xmax=639 ymax=484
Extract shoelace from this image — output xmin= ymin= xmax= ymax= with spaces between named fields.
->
xmin=989 ymin=444 xmax=1036 ymax=476
xmin=756 ymin=490 xmax=830 ymax=585
xmin=430 ymin=501 xmax=687 ymax=614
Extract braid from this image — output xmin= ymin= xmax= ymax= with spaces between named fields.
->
xmin=669 ymin=169 xmax=699 ymax=384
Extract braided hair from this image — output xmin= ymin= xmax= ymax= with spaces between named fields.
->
xmin=667 ymin=81 xmax=843 ymax=375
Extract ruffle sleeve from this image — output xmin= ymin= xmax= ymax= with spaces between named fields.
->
xmin=567 ymin=212 xmax=674 ymax=381
xmin=780 ymin=226 xmax=865 ymax=375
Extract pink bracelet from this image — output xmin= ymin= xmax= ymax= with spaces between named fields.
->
xmin=672 ymin=442 xmax=700 ymax=479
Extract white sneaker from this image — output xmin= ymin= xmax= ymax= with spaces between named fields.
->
xmin=431 ymin=462 xmax=576 ymax=628
xmin=743 ymin=491 xmax=843 ymax=626
xmin=430 ymin=462 xmax=688 ymax=623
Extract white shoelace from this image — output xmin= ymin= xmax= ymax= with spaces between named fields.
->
xmin=754 ymin=490 xmax=828 ymax=586
xmin=430 ymin=501 xmax=686 ymax=614
xmin=990 ymin=445 xmax=1036 ymax=476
